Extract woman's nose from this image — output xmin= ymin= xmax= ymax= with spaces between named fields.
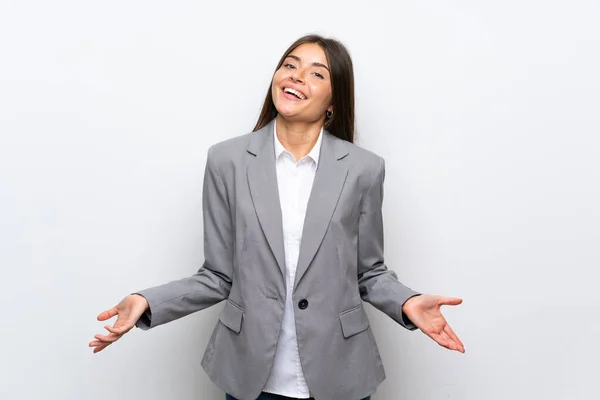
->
xmin=291 ymin=69 xmax=306 ymax=83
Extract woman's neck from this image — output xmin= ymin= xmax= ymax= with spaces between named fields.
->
xmin=275 ymin=115 xmax=323 ymax=161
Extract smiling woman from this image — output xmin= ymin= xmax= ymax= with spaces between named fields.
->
xmin=254 ymin=35 xmax=355 ymax=144
xmin=272 ymin=43 xmax=334 ymax=123
xmin=90 ymin=34 xmax=464 ymax=400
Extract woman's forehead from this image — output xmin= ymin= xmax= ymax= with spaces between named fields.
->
xmin=287 ymin=43 xmax=328 ymax=66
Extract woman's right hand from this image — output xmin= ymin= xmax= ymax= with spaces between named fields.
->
xmin=89 ymin=294 xmax=149 ymax=354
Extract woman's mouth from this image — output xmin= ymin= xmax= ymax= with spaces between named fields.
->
xmin=283 ymin=87 xmax=307 ymax=100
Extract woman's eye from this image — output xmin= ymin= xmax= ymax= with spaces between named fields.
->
xmin=313 ymin=72 xmax=324 ymax=79
xmin=284 ymin=63 xmax=296 ymax=69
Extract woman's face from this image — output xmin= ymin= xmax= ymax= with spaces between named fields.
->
xmin=271 ymin=42 xmax=333 ymax=123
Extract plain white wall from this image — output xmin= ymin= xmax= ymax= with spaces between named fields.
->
xmin=1 ymin=1 xmax=598 ymax=399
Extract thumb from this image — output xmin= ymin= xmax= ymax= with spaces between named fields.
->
xmin=97 ymin=307 xmax=118 ymax=321
xmin=105 ymin=323 xmax=133 ymax=335
xmin=439 ymin=297 xmax=463 ymax=306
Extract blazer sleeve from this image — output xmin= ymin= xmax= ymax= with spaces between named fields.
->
xmin=135 ymin=145 xmax=233 ymax=330
xmin=357 ymin=157 xmax=421 ymax=331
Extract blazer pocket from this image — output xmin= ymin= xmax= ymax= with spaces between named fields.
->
xmin=339 ymin=304 xmax=370 ymax=338
xmin=219 ymin=299 xmax=244 ymax=334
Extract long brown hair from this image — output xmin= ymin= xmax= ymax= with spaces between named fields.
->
xmin=253 ymin=34 xmax=355 ymax=143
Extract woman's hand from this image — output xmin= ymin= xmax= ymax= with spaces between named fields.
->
xmin=402 ymin=294 xmax=465 ymax=353
xmin=89 ymin=294 xmax=149 ymax=354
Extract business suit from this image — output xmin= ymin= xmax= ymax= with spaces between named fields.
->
xmin=135 ymin=119 xmax=420 ymax=400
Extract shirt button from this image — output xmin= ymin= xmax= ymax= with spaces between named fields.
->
xmin=298 ymin=299 xmax=309 ymax=310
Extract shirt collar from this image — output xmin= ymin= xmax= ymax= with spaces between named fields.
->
xmin=273 ymin=118 xmax=323 ymax=165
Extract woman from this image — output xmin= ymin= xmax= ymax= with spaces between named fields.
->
xmin=90 ymin=34 xmax=465 ymax=400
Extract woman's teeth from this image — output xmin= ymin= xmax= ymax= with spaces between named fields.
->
xmin=284 ymin=87 xmax=306 ymax=100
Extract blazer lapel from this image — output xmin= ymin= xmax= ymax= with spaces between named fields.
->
xmin=246 ymin=120 xmax=286 ymax=277
xmin=293 ymin=131 xmax=349 ymax=291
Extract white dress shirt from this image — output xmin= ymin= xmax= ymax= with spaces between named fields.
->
xmin=262 ymin=120 xmax=323 ymax=398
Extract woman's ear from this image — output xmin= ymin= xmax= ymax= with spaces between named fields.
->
xmin=326 ymin=106 xmax=334 ymax=120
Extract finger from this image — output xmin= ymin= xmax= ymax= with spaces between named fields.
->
xmin=89 ymin=339 xmax=110 ymax=350
xmin=431 ymin=329 xmax=460 ymax=352
xmin=97 ymin=307 xmax=118 ymax=321
xmin=94 ymin=333 xmax=121 ymax=343
xmin=438 ymin=297 xmax=463 ymax=306
xmin=438 ymin=329 xmax=464 ymax=353
xmin=94 ymin=333 xmax=123 ymax=344
xmin=439 ymin=330 xmax=455 ymax=349
xmin=443 ymin=324 xmax=465 ymax=351
xmin=93 ymin=343 xmax=110 ymax=353
xmin=429 ymin=332 xmax=452 ymax=350
xmin=105 ymin=324 xmax=133 ymax=335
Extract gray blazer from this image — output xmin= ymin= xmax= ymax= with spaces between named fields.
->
xmin=135 ymin=119 xmax=420 ymax=400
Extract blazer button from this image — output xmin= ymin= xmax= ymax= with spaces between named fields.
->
xmin=298 ymin=299 xmax=309 ymax=310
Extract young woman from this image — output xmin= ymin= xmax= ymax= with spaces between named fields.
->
xmin=90 ymin=34 xmax=465 ymax=400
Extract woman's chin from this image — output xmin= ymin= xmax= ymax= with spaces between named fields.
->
xmin=276 ymin=108 xmax=301 ymax=120
xmin=275 ymin=105 xmax=321 ymax=123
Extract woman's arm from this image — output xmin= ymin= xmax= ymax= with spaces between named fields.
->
xmin=134 ymin=145 xmax=233 ymax=329
xmin=357 ymin=157 xmax=465 ymax=352
xmin=356 ymin=157 xmax=420 ymax=330
xmin=91 ymin=146 xmax=234 ymax=352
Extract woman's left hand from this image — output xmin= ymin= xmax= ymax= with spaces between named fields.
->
xmin=402 ymin=294 xmax=465 ymax=353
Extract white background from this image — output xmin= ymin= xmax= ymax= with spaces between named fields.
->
xmin=1 ymin=1 xmax=598 ymax=399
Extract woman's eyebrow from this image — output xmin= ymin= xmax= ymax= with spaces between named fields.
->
xmin=286 ymin=54 xmax=330 ymax=72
